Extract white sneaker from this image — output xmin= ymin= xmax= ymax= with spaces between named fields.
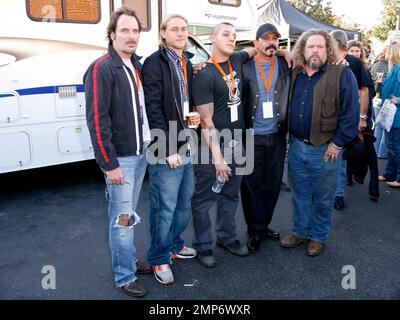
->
xmin=173 ymin=246 xmax=197 ymax=259
xmin=152 ymin=264 xmax=174 ymax=285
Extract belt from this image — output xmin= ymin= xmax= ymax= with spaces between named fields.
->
xmin=292 ymin=135 xmax=331 ymax=146
xmin=292 ymin=135 xmax=313 ymax=145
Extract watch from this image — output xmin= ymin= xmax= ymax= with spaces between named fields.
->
xmin=360 ymin=113 xmax=368 ymax=120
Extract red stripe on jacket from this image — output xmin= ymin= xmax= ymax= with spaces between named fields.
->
xmin=93 ymin=55 xmax=111 ymax=164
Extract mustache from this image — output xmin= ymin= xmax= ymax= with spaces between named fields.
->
xmin=265 ymin=44 xmax=278 ymax=51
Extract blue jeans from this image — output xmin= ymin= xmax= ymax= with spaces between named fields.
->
xmin=104 ymin=155 xmax=147 ymax=287
xmin=147 ymin=163 xmax=194 ymax=265
xmin=335 ymin=158 xmax=347 ymax=197
xmin=288 ymin=137 xmax=341 ymax=243
xmin=384 ymin=128 xmax=400 ymax=182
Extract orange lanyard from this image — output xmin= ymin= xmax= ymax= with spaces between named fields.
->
xmin=256 ymin=56 xmax=276 ymax=98
xmin=133 ymin=66 xmax=141 ymax=92
xmin=181 ymin=53 xmax=188 ymax=99
xmin=211 ymin=56 xmax=235 ymax=95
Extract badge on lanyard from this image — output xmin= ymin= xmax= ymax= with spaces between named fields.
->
xmin=183 ymin=100 xmax=190 ymax=118
xmin=230 ymin=103 xmax=238 ymax=122
xmin=256 ymin=56 xmax=276 ymax=120
xmin=262 ymin=101 xmax=274 ymax=119
xmin=211 ymin=56 xmax=239 ymax=123
xmin=181 ymin=54 xmax=190 ymax=118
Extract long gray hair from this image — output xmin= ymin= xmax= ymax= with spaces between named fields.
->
xmin=292 ymin=29 xmax=339 ymax=66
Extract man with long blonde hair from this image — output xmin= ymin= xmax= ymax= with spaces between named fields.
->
xmin=142 ymin=14 xmax=199 ymax=285
xmin=280 ymin=29 xmax=360 ymax=256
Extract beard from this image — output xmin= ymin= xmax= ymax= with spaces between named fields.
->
xmin=122 ymin=47 xmax=136 ymax=55
xmin=122 ymin=41 xmax=137 ymax=55
xmin=306 ymin=55 xmax=324 ymax=69
xmin=264 ymin=44 xmax=277 ymax=57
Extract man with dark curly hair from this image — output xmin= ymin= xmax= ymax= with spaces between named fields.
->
xmin=280 ymin=30 xmax=360 ymax=257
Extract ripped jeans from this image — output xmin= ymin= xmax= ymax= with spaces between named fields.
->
xmin=103 ymin=155 xmax=147 ymax=287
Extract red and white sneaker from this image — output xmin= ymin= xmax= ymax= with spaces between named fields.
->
xmin=173 ymin=246 xmax=197 ymax=259
xmin=152 ymin=264 xmax=174 ymax=285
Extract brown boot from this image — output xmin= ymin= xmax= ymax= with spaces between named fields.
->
xmin=280 ymin=234 xmax=305 ymax=248
xmin=306 ymin=240 xmax=324 ymax=257
xmin=121 ymin=280 xmax=147 ymax=297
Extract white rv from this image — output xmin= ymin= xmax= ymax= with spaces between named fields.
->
xmin=0 ymin=0 xmax=257 ymax=174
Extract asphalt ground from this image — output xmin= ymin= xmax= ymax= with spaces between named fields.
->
xmin=0 ymin=159 xmax=399 ymax=300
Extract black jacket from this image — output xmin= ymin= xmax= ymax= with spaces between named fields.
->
xmin=84 ymin=44 xmax=144 ymax=171
xmin=242 ymin=56 xmax=291 ymax=134
xmin=345 ymin=128 xmax=379 ymax=200
xmin=142 ymin=48 xmax=194 ymax=158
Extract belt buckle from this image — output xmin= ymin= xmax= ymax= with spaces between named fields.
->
xmin=303 ymin=139 xmax=312 ymax=145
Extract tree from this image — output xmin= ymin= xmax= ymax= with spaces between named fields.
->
xmin=372 ymin=0 xmax=398 ymax=41
xmin=288 ymin=0 xmax=336 ymax=25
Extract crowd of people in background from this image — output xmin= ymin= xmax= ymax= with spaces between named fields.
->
xmin=83 ymin=7 xmax=400 ymax=298
xmin=354 ymin=39 xmax=400 ymax=189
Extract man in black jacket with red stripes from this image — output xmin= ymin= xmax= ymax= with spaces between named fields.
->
xmin=84 ymin=7 xmax=151 ymax=298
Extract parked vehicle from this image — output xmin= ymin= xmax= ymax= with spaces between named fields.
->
xmin=0 ymin=0 xmax=257 ymax=173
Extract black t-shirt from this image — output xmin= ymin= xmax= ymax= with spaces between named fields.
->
xmin=345 ymin=54 xmax=371 ymax=90
xmin=346 ymin=54 xmax=375 ymax=126
xmin=192 ymin=51 xmax=249 ymax=132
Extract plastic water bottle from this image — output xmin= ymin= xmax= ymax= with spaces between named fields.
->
xmin=212 ymin=176 xmax=225 ymax=193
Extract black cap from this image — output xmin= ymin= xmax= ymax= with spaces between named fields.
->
xmin=256 ymin=23 xmax=281 ymax=39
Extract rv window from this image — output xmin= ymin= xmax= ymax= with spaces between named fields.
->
xmin=121 ymin=0 xmax=151 ymax=31
xmin=208 ymin=0 xmax=241 ymax=7
xmin=27 ymin=0 xmax=101 ymax=24
xmin=65 ymin=0 xmax=101 ymax=22
xmin=187 ymin=37 xmax=210 ymax=65
xmin=27 ymin=0 xmax=63 ymax=21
